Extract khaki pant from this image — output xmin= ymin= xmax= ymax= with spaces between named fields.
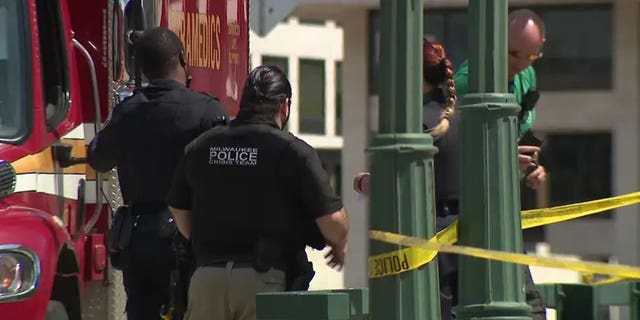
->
xmin=184 ymin=262 xmax=286 ymax=320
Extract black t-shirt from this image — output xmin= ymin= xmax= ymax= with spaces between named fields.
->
xmin=167 ymin=115 xmax=343 ymax=262
xmin=423 ymin=89 xmax=460 ymax=202
xmin=87 ymin=79 xmax=228 ymax=205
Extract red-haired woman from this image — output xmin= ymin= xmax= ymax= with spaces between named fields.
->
xmin=353 ymin=40 xmax=457 ymax=203
xmin=353 ymin=40 xmax=546 ymax=319
xmin=353 ymin=40 xmax=459 ymax=319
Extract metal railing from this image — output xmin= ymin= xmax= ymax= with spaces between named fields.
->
xmin=537 ymin=281 xmax=640 ymax=320
xmin=256 ymin=288 xmax=369 ymax=320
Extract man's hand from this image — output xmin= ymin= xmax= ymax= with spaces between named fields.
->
xmin=518 ymin=145 xmax=540 ymax=171
xmin=324 ymin=244 xmax=346 ymax=271
xmin=526 ymin=165 xmax=546 ymax=189
xmin=315 ymin=208 xmax=348 ymax=270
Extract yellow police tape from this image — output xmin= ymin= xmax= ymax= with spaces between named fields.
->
xmin=369 ymin=230 xmax=640 ymax=279
xmin=369 ymin=191 xmax=640 ymax=278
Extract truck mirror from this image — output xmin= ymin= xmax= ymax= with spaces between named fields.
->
xmin=127 ymin=30 xmax=143 ymax=45
xmin=124 ymin=0 xmax=146 ymax=78
xmin=51 ymin=142 xmax=88 ymax=168
xmin=126 ymin=29 xmax=145 ymax=88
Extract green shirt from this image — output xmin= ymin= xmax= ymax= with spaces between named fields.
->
xmin=454 ymin=60 xmax=537 ymax=138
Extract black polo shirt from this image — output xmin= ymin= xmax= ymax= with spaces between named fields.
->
xmin=88 ymin=79 xmax=228 ymax=206
xmin=167 ymin=114 xmax=343 ymax=264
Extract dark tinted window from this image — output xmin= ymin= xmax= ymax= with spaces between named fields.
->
xmin=531 ymin=5 xmax=613 ymax=90
xmin=542 ymin=132 xmax=612 ymax=220
xmin=299 ymin=59 xmax=326 ymax=134
xmin=262 ymin=55 xmax=289 ymax=74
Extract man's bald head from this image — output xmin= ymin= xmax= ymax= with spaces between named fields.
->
xmin=507 ymin=9 xmax=545 ymax=79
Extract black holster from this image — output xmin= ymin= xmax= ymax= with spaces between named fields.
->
xmin=168 ymin=234 xmax=194 ymax=320
xmin=285 ymin=218 xmax=322 ymax=290
xmin=106 ymin=205 xmax=135 ymax=270
xmin=285 ymin=250 xmax=315 ymax=291
xmin=252 ymin=238 xmax=283 ymax=273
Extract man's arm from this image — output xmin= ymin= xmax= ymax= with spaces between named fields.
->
xmin=315 ymin=208 xmax=348 ymax=250
xmin=518 ymin=67 xmax=546 ymax=189
xmin=453 ymin=60 xmax=469 ymax=99
xmin=517 ymin=68 xmax=539 ymax=138
xmin=167 ymin=156 xmax=193 ymax=239
xmin=87 ymin=107 xmax=127 ymax=172
xmin=290 ymin=141 xmax=349 ymax=269
xmin=315 ymin=207 xmax=348 ymax=270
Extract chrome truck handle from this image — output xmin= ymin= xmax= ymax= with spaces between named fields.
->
xmin=71 ymin=38 xmax=104 ymax=234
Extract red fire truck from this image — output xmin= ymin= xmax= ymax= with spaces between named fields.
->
xmin=0 ymin=0 xmax=250 ymax=319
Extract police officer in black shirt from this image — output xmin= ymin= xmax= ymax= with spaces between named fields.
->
xmin=167 ymin=65 xmax=349 ymax=320
xmin=87 ymin=27 xmax=228 ymax=320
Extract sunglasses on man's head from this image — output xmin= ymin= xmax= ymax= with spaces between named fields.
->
xmin=509 ymin=50 xmax=543 ymax=62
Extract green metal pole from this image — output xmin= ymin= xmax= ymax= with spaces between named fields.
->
xmin=455 ymin=0 xmax=531 ymax=319
xmin=368 ymin=0 xmax=440 ymax=319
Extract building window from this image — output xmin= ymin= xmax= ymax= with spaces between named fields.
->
xmin=261 ymin=55 xmax=288 ymax=74
xmin=368 ymin=4 xmax=613 ymax=94
xmin=530 ymin=5 xmax=613 ymax=91
xmin=336 ymin=61 xmax=343 ymax=136
xmin=317 ymin=150 xmax=342 ymax=196
xmin=541 ymin=132 xmax=612 ymax=220
xmin=368 ymin=11 xmax=380 ymax=95
xmin=422 ymin=9 xmax=469 ymax=73
xmin=299 ymin=59 xmax=326 ymax=134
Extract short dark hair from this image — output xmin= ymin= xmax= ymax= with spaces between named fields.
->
xmin=134 ymin=27 xmax=184 ymax=79
xmin=239 ymin=66 xmax=292 ymax=118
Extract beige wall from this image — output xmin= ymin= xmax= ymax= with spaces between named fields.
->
xmin=610 ymin=0 xmax=640 ymax=267
xmin=339 ymin=8 xmax=370 ymax=289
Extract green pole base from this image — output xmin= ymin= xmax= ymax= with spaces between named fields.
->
xmin=456 ymin=92 xmax=529 ymax=320
xmin=368 ymin=133 xmax=440 ymax=320
xmin=455 ymin=302 xmax=532 ymax=320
